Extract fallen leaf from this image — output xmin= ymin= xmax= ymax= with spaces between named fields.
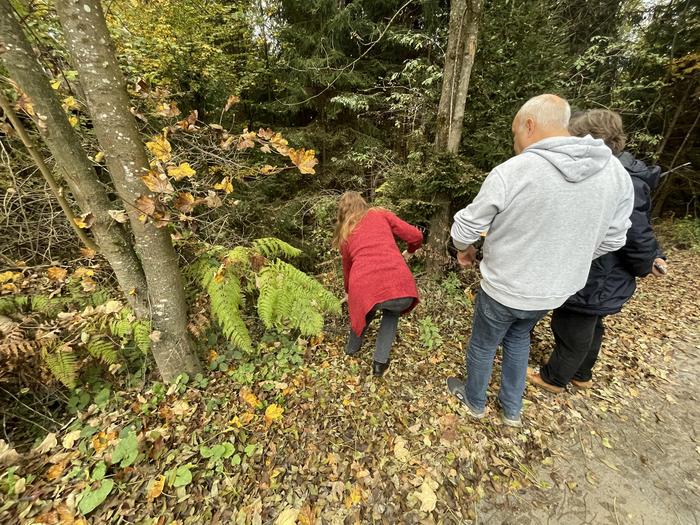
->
xmin=414 ymin=478 xmax=438 ymax=512
xmin=34 ymin=433 xmax=58 ymax=454
xmin=47 ymin=267 xmax=68 ymax=281
xmin=146 ymin=134 xmax=172 ymax=162
xmin=224 ymin=95 xmax=240 ymax=112
xmin=287 ymin=148 xmax=318 ymax=175
xmin=147 ymin=475 xmax=165 ymax=499
xmin=0 ymin=440 xmax=20 ymax=466
xmin=141 ymin=171 xmax=174 ymax=194
xmin=62 ymin=430 xmax=82 ymax=450
xmin=241 ymin=389 xmax=261 ymax=409
xmin=173 ymin=192 xmax=196 ymax=213
xmin=393 ymin=437 xmax=411 ymax=463
xmin=168 ymin=162 xmax=196 ymax=181
xmin=73 ymin=212 xmax=95 ymax=229
xmin=108 ymin=209 xmax=129 ymax=223
xmin=264 ymin=404 xmax=284 ymax=426
xmin=213 ymin=176 xmax=233 ymax=194
xmin=274 ymin=507 xmax=299 ymax=525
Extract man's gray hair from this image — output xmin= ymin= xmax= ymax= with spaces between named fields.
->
xmin=516 ymin=94 xmax=571 ymax=128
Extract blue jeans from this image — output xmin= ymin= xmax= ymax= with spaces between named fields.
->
xmin=464 ymin=291 xmax=548 ymax=418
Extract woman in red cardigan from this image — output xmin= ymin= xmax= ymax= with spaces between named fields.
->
xmin=333 ymin=191 xmax=423 ymax=376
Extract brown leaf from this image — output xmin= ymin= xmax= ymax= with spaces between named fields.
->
xmin=224 ymin=94 xmax=240 ymax=112
xmin=147 ymin=475 xmax=166 ymax=499
xmin=135 ymin=195 xmax=156 ymax=218
xmin=141 ymin=171 xmax=174 ymax=194
xmin=237 ymin=129 xmax=257 ymax=150
xmin=73 ymin=212 xmax=95 ymax=229
xmin=203 ymin=190 xmax=222 ymax=209
xmin=257 ymin=128 xmax=274 ymax=140
xmin=47 ymin=267 xmax=68 ymax=281
xmin=173 ymin=192 xmax=196 ymax=213
xmin=108 ymin=209 xmax=129 ymax=223
xmin=155 ymin=102 xmax=180 ymax=118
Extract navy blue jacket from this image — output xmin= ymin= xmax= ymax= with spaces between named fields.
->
xmin=562 ymin=152 xmax=664 ymax=316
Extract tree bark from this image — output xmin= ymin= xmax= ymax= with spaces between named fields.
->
xmin=426 ymin=0 xmax=483 ymax=273
xmin=0 ymin=0 xmax=149 ymax=316
xmin=55 ymin=0 xmax=201 ymax=381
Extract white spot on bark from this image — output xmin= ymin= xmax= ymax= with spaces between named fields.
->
xmin=83 ymin=4 xmax=91 ymax=12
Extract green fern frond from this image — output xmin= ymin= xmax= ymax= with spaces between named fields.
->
xmin=110 ymin=317 xmax=133 ymax=340
xmin=225 ymin=246 xmax=251 ymax=265
xmin=31 ymin=295 xmax=67 ymax=316
xmin=252 ymin=238 xmax=302 ymax=259
xmin=133 ymin=321 xmax=151 ymax=354
xmin=87 ymin=338 xmax=119 ymax=365
xmin=42 ymin=345 xmax=79 ymax=389
xmin=0 ymin=296 xmax=21 ymax=315
xmin=90 ymin=289 xmax=111 ymax=307
xmin=197 ymin=263 xmax=252 ymax=351
xmin=255 ymin=260 xmax=341 ymax=336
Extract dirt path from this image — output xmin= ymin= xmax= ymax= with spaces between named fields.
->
xmin=477 ymin=338 xmax=700 ymax=525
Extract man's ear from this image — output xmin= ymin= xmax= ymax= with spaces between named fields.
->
xmin=526 ymin=117 xmax=536 ymax=135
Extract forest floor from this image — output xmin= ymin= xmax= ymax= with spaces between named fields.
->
xmin=1 ymin=249 xmax=699 ymax=524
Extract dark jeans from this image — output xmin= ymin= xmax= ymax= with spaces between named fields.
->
xmin=346 ymin=297 xmax=414 ymax=364
xmin=540 ymin=308 xmax=605 ymax=387
xmin=462 ymin=291 xmax=548 ymax=419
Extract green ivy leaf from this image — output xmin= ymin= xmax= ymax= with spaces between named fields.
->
xmin=112 ymin=431 xmax=138 ymax=467
xmin=199 ymin=445 xmax=213 ymax=459
xmin=244 ymin=444 xmax=256 ymax=457
xmin=91 ymin=461 xmax=107 ymax=481
xmin=173 ymin=465 xmax=192 ymax=487
xmin=78 ymin=479 xmax=114 ymax=515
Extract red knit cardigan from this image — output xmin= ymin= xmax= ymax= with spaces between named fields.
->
xmin=340 ymin=209 xmax=423 ymax=336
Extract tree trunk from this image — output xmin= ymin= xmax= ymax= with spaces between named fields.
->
xmin=426 ymin=0 xmax=483 ymax=273
xmin=0 ymin=0 xmax=149 ymax=316
xmin=55 ymin=0 xmax=201 ymax=381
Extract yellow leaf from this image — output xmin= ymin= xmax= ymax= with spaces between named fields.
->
xmin=73 ymin=212 xmax=95 ymax=229
xmin=344 ymin=486 xmax=363 ymax=507
xmin=168 ymin=162 xmax=196 ymax=181
xmin=257 ymin=128 xmax=274 ymax=140
xmin=47 ymin=267 xmax=68 ymax=281
xmin=260 ymin=164 xmax=277 ymax=175
xmin=62 ymin=430 xmax=82 ymax=450
xmin=393 ymin=437 xmax=411 ymax=463
xmin=269 ymin=133 xmax=289 ymax=155
xmin=141 ymin=171 xmax=174 ymax=194
xmin=94 ymin=151 xmax=105 ymax=163
xmin=91 ymin=431 xmax=117 ymax=453
xmin=73 ymin=267 xmax=94 ymax=278
xmin=148 ymin=475 xmax=165 ymax=499
xmin=213 ymin=176 xmax=233 ymax=194
xmin=1 ymin=283 xmax=18 ymax=293
xmin=50 ymin=79 xmax=62 ymax=90
xmin=414 ymin=478 xmax=438 ymax=512
xmin=47 ymin=460 xmax=68 ymax=480
xmin=287 ymin=148 xmax=318 ymax=175
xmin=224 ymin=95 xmax=240 ymax=112
xmin=274 ymin=507 xmax=299 ymax=525
xmin=240 ymin=389 xmax=261 ymax=409
xmin=68 ymin=115 xmax=79 ymax=128
xmin=108 ymin=209 xmax=129 ymax=223
xmin=0 ymin=271 xmax=20 ymax=283
xmin=173 ymin=192 xmax=196 ymax=213
xmin=237 ymin=130 xmax=257 ymax=150
xmin=63 ymin=96 xmax=79 ymax=110
xmin=146 ymin=134 xmax=172 ymax=162
xmin=155 ymin=102 xmax=180 ymax=118
xmin=264 ymin=404 xmax=284 ymax=426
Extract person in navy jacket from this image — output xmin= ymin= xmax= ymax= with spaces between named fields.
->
xmin=528 ymin=109 xmax=668 ymax=393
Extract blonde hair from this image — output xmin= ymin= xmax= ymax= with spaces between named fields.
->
xmin=515 ymin=94 xmax=571 ymax=129
xmin=332 ymin=191 xmax=370 ymax=249
xmin=569 ymin=109 xmax=626 ymax=155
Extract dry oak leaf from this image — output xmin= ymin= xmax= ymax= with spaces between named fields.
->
xmin=203 ymin=190 xmax=222 ymax=209
xmin=287 ymin=148 xmax=318 ymax=174
xmin=135 ymin=195 xmax=157 ymax=220
xmin=257 ymin=127 xmax=274 ymax=140
xmin=73 ymin=212 xmax=95 ymax=229
xmin=155 ymin=102 xmax=180 ymax=118
xmin=414 ymin=478 xmax=438 ymax=512
xmin=147 ymin=475 xmax=166 ymax=499
xmin=173 ymin=192 xmax=196 ymax=213
xmin=240 ymin=388 xmax=261 ymax=409
xmin=264 ymin=404 xmax=284 ymax=426
xmin=168 ymin=162 xmax=196 ymax=181
xmin=213 ymin=176 xmax=233 ymax=194
xmin=47 ymin=267 xmax=68 ymax=282
xmin=34 ymin=433 xmax=58 ymax=454
xmin=146 ymin=134 xmax=172 ymax=162
xmin=141 ymin=171 xmax=174 ymax=194
xmin=274 ymin=507 xmax=299 ymax=525
xmin=0 ymin=271 xmax=20 ymax=283
xmin=108 ymin=209 xmax=129 ymax=223
xmin=270 ymin=133 xmax=289 ymax=155
xmin=237 ymin=130 xmax=257 ymax=150
xmin=393 ymin=436 xmax=411 ymax=463
xmin=224 ymin=94 xmax=240 ymax=112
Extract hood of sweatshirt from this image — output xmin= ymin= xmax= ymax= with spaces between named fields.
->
xmin=524 ymin=135 xmax=613 ymax=183
xmin=617 ymin=151 xmax=662 ymax=190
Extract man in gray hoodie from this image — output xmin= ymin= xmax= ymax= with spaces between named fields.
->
xmin=447 ymin=94 xmax=634 ymax=427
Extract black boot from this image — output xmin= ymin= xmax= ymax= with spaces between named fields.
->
xmin=372 ymin=360 xmax=390 ymax=377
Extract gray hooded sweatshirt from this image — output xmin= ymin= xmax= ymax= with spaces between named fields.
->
xmin=451 ymin=135 xmax=634 ymax=311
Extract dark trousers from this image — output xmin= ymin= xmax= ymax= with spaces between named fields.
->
xmin=540 ymin=308 xmax=605 ymax=388
xmin=345 ymin=297 xmax=413 ymax=364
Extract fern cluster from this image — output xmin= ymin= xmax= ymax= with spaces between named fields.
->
xmin=190 ymin=237 xmax=341 ymax=351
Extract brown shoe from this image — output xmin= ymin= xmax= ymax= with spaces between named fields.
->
xmin=571 ymin=379 xmax=593 ymax=389
xmin=526 ymin=367 xmax=564 ymax=394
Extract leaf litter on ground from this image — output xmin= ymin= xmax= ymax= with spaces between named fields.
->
xmin=1 ymin=250 xmax=698 ymax=524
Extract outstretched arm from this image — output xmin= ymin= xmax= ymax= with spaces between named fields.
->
xmin=385 ymin=211 xmax=423 ymax=253
xmin=451 ymin=170 xmax=506 ymax=250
